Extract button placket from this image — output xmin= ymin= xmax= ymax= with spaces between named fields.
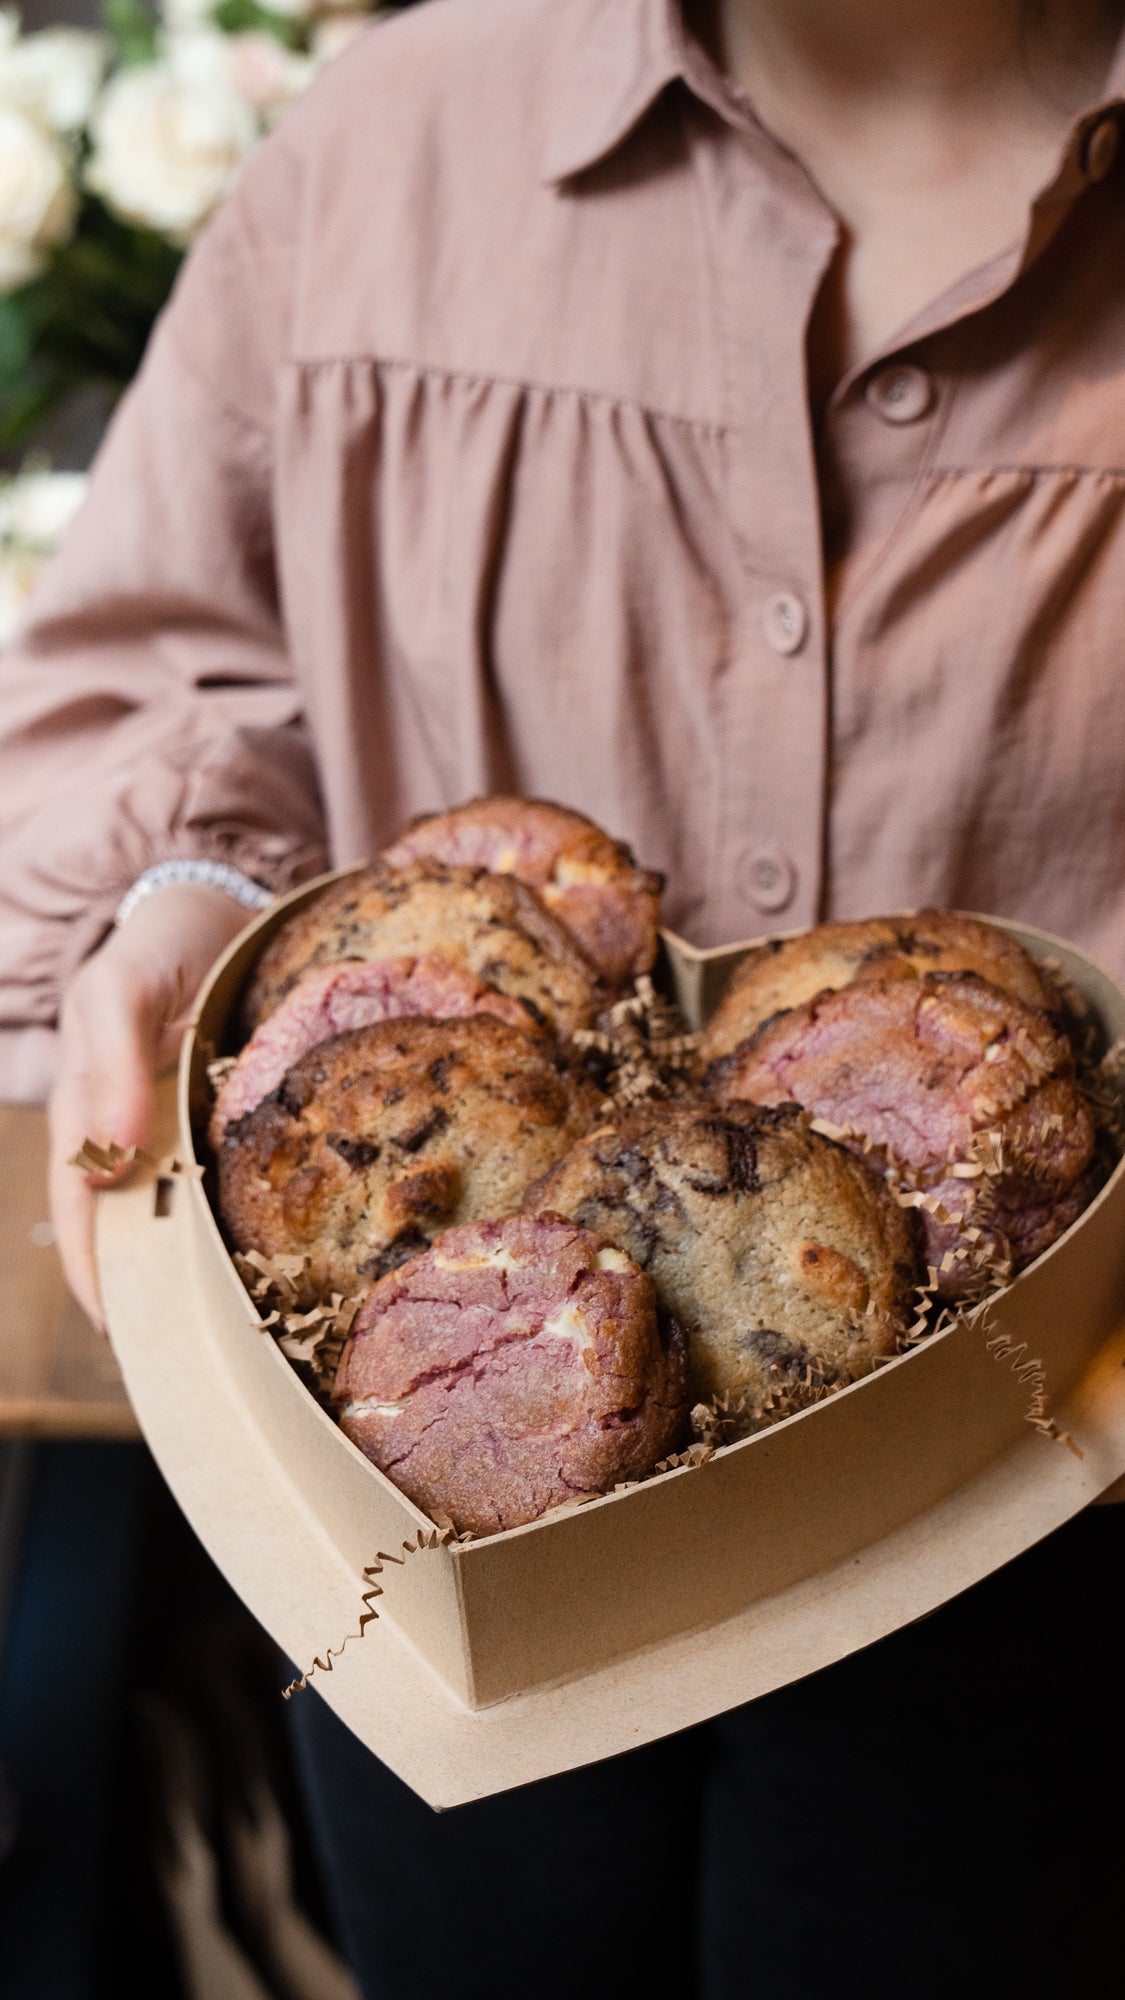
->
xmin=682 ymin=108 xmax=834 ymax=939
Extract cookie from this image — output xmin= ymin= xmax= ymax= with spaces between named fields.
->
xmin=209 ymin=954 xmax=548 ymax=1147
xmin=706 ymin=972 xmax=1098 ymax=1295
xmin=218 ymin=1015 xmax=601 ymax=1296
xmin=700 ymin=912 xmax=1054 ymax=1063
xmin=334 ymin=1214 xmax=688 ymax=1536
xmin=524 ymin=1100 xmax=921 ymax=1421
xmin=384 ymin=797 xmax=663 ymax=988
xmin=243 ymin=860 xmax=604 ymax=1038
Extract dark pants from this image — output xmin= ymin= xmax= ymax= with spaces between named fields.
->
xmin=287 ymin=1506 xmax=1125 ymax=2000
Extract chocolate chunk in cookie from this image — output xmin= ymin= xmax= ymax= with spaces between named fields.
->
xmin=210 ymin=954 xmax=548 ymax=1146
xmin=243 ymin=860 xmax=604 ymax=1038
xmin=218 ymin=1015 xmax=601 ymax=1296
xmin=525 ymin=1100 xmax=922 ymax=1421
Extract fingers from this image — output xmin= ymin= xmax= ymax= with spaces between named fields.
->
xmin=49 ymin=980 xmax=162 ymax=1336
xmin=49 ymin=961 xmax=170 ymax=1335
xmin=48 ymin=1073 xmax=122 ymax=1334
xmin=47 ymin=885 xmax=253 ymax=1332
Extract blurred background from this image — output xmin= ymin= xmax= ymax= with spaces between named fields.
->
xmin=0 ymin=5 xmax=408 ymax=1993
xmin=2 ymin=0 xmax=396 ymax=619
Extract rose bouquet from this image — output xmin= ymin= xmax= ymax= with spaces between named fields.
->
xmin=0 ymin=0 xmax=385 ymax=451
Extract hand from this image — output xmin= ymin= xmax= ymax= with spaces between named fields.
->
xmin=48 ymin=884 xmax=253 ymax=1331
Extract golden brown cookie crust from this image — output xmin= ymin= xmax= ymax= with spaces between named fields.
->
xmin=700 ymin=912 xmax=1053 ymax=1063
xmin=243 ymin=860 xmax=605 ymax=1039
xmin=210 ymin=953 xmax=548 ymax=1148
xmin=218 ymin=1015 xmax=601 ymax=1297
xmin=384 ymin=797 xmax=663 ymax=988
xmin=524 ymin=1100 xmax=922 ymax=1420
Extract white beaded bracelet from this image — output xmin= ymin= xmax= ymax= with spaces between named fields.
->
xmin=114 ymin=859 xmax=275 ymax=928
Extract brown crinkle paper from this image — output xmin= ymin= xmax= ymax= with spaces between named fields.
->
xmin=281 ymin=1530 xmax=460 ymax=1699
xmin=232 ymin=1249 xmax=362 ymax=1395
xmin=205 ymin=1053 xmax=239 ymax=1095
xmin=69 ymin=1137 xmax=205 ymax=1180
xmin=573 ymin=974 xmax=699 ymax=1106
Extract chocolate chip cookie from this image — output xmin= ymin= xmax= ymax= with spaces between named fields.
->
xmin=218 ymin=1015 xmax=601 ymax=1296
xmin=210 ymin=954 xmax=548 ymax=1147
xmin=524 ymin=1100 xmax=922 ymax=1420
xmin=243 ymin=860 xmax=604 ymax=1038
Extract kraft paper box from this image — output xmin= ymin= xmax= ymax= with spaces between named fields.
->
xmin=97 ymin=885 xmax=1125 ymax=1808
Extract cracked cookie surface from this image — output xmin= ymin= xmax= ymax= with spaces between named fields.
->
xmin=242 ymin=859 xmax=604 ymax=1037
xmin=706 ymin=972 xmax=1098 ymax=1295
xmin=218 ymin=1016 xmax=601 ymax=1297
xmin=333 ymin=1214 xmax=688 ymax=1536
xmin=524 ymin=1101 xmax=921 ymax=1418
xmin=210 ymin=954 xmax=547 ymax=1146
xmin=384 ymin=796 xmax=663 ymax=989
xmin=701 ymin=912 xmax=1053 ymax=1063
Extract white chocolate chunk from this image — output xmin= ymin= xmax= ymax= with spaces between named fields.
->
xmin=595 ymin=1245 xmax=633 ymax=1273
xmin=540 ymin=1298 xmax=596 ymax=1353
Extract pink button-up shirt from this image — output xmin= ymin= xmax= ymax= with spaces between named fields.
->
xmin=3 ymin=0 xmax=1125 ymax=1097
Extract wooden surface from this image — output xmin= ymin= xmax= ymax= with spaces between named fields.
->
xmin=0 ymin=1103 xmax=139 ymax=1438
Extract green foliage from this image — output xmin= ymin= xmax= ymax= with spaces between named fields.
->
xmin=0 ymin=201 xmax=182 ymax=452
xmin=100 ymin=0 xmax=160 ymax=68
xmin=213 ymin=0 xmax=305 ymax=50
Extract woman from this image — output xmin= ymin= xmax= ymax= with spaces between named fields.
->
xmin=2 ymin=1 xmax=1123 ymax=1992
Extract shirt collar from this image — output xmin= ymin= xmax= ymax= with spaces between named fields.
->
xmin=541 ymin=0 xmax=725 ymax=184
xmin=544 ymin=0 xmax=1125 ymax=190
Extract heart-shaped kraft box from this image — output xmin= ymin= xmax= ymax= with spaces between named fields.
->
xmin=98 ymin=882 xmax=1125 ymax=1808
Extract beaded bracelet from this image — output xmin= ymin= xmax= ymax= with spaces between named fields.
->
xmin=114 ymin=858 xmax=275 ymax=928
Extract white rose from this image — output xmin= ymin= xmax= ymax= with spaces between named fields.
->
xmin=226 ymin=31 xmax=312 ymax=118
xmin=169 ymin=25 xmax=312 ymax=120
xmin=0 ymin=24 xmax=109 ymax=133
xmin=311 ymin=11 xmax=369 ymax=64
xmin=0 ymin=468 xmax=87 ymax=547
xmin=158 ymin=0 xmax=217 ymax=28
xmin=0 ymin=101 xmax=76 ymax=291
xmin=85 ymin=62 xmax=256 ymax=241
xmin=0 ymin=541 xmax=43 ymax=646
xmin=164 ymin=25 xmax=236 ymax=92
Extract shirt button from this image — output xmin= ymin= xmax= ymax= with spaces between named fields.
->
xmin=1082 ymin=115 xmax=1119 ymax=182
xmin=865 ymin=363 xmax=933 ymax=424
xmin=740 ymin=845 xmax=796 ymax=915
xmin=763 ymin=591 xmax=808 ymax=656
